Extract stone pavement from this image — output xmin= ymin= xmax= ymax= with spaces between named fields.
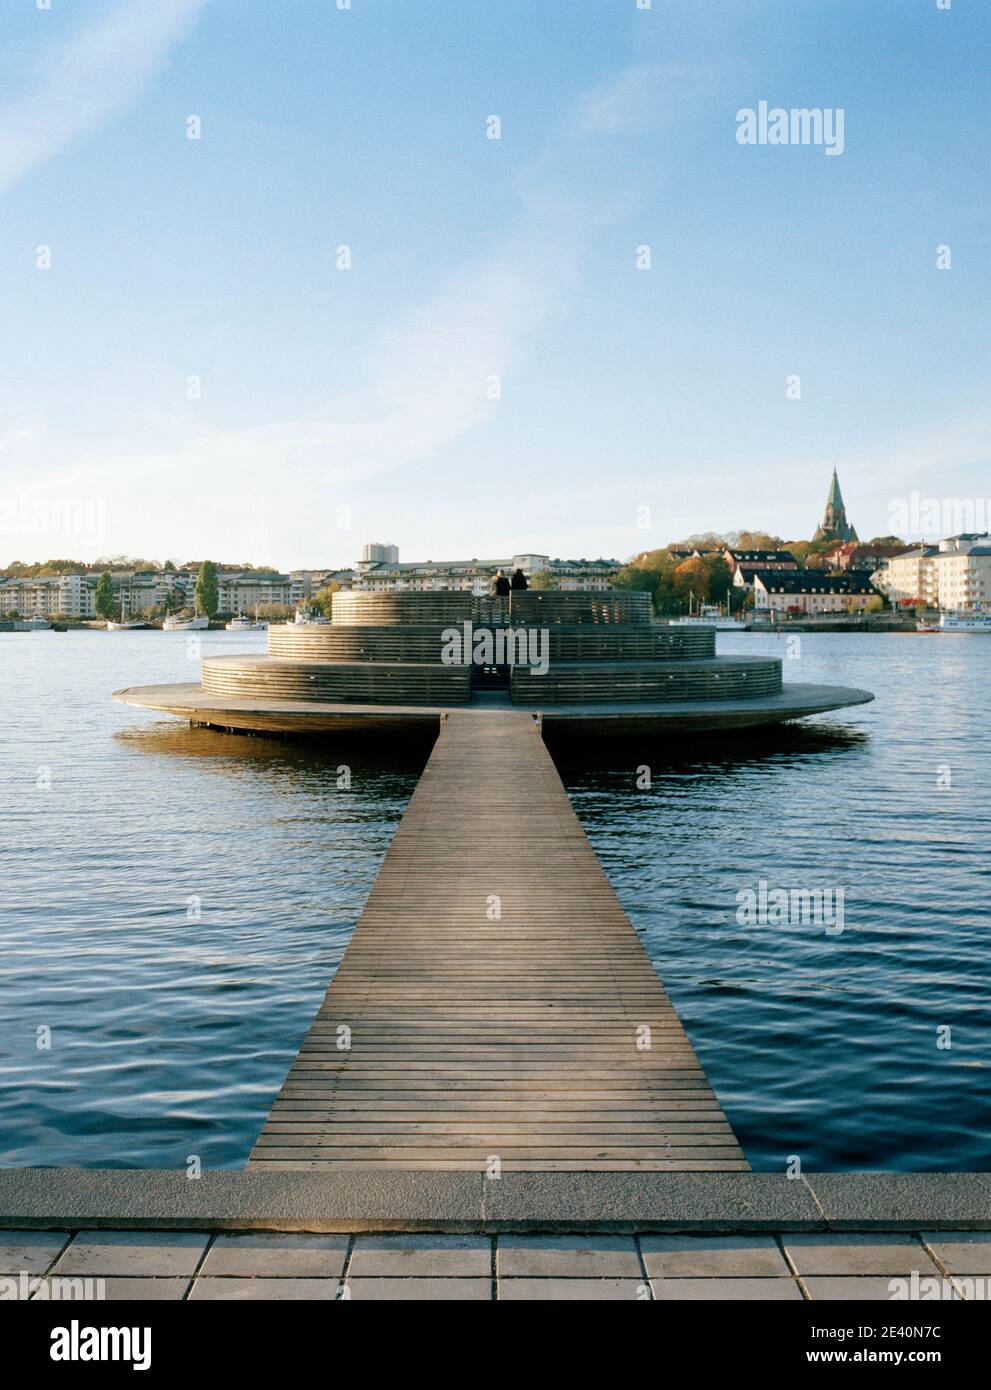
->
xmin=4 ymin=1229 xmax=990 ymax=1300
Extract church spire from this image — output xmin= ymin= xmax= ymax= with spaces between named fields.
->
xmin=813 ymin=468 xmax=858 ymax=544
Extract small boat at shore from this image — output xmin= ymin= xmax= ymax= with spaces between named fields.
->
xmin=105 ymin=618 xmax=144 ymax=631
xmin=163 ymin=613 xmax=209 ymax=631
xmin=916 ymin=619 xmax=940 ymax=633
xmin=671 ymin=601 xmax=745 ymax=632
xmin=226 ymin=610 xmax=268 ymax=631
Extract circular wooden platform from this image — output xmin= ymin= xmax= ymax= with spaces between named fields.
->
xmin=112 ymin=681 xmax=874 ymax=735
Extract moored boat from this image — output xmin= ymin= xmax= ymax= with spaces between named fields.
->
xmin=939 ymin=610 xmax=991 ymax=633
xmin=671 ymin=602 xmax=745 ymax=632
xmin=163 ymin=613 xmax=209 ymax=631
xmin=226 ymin=610 xmax=268 ymax=631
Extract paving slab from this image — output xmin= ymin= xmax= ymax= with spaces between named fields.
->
xmin=500 ymin=1278 xmax=648 ymax=1301
xmin=349 ymin=1233 xmax=490 ymax=1277
xmin=49 ymin=1277 xmax=191 ymax=1301
xmin=189 ymin=1278 xmax=342 ymax=1300
xmin=805 ymin=1276 xmax=960 ymax=1302
xmin=640 ymin=1234 xmax=789 ymax=1278
xmin=52 ymin=1230 xmax=209 ymax=1277
xmin=345 ymin=1278 xmax=491 ymax=1300
xmin=783 ymin=1233 xmax=933 ymax=1277
xmin=650 ymin=1277 xmax=802 ymax=1301
xmin=200 ymin=1233 xmax=349 ymax=1277
xmin=922 ymin=1231 xmax=991 ymax=1275
xmin=497 ymin=1234 xmax=639 ymax=1278
xmin=0 ymin=1230 xmax=69 ymax=1274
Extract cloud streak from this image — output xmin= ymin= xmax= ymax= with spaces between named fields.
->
xmin=0 ymin=0 xmax=207 ymax=199
xmin=6 ymin=46 xmax=711 ymax=563
xmin=144 ymin=56 xmax=690 ymax=494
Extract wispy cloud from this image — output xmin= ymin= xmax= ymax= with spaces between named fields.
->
xmin=6 ymin=46 xmax=715 ymax=562
xmin=0 ymin=0 xmax=207 ymax=199
xmin=134 ymin=57 xmax=699 ymax=494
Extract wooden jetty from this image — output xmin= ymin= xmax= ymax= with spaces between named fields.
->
xmin=249 ymin=710 xmax=747 ymax=1173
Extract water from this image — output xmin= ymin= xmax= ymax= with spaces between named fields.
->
xmin=1 ymin=628 xmax=988 ymax=1171
xmin=0 ymin=629 xmax=429 ymax=1169
xmin=551 ymin=630 xmax=991 ymax=1172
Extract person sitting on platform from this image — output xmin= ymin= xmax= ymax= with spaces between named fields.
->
xmin=492 ymin=569 xmax=511 ymax=597
xmin=510 ymin=567 xmax=528 ymax=591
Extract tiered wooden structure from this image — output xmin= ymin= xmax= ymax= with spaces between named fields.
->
xmin=199 ymin=590 xmax=784 ymax=708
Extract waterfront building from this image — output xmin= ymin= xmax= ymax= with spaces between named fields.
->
xmin=752 ymin=570 xmax=877 ymax=615
xmin=874 ymin=535 xmax=991 ymax=611
xmin=214 ymin=571 xmax=292 ymax=612
xmin=874 ymin=546 xmax=939 ymax=607
xmin=351 ymin=548 xmax=620 ymax=595
xmin=0 ymin=566 xmax=293 ymax=619
xmin=0 ymin=575 xmax=90 ymax=618
xmin=813 ymin=468 xmax=858 ymax=544
xmin=931 ymin=536 xmax=991 ymax=612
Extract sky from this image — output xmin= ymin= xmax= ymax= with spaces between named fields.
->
xmin=0 ymin=0 xmax=987 ymax=570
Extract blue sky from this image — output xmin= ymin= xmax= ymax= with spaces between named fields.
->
xmin=0 ymin=0 xmax=987 ymax=569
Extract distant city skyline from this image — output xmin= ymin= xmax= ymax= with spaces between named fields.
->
xmin=1 ymin=1 xmax=987 ymax=570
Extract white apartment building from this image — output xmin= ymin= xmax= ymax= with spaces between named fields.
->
xmin=934 ymin=539 xmax=991 ymax=612
xmin=0 ymin=567 xmax=293 ymax=618
xmin=875 ymin=547 xmax=940 ymax=607
xmin=875 ymin=536 xmax=991 ymax=611
xmin=0 ymin=575 xmax=95 ymax=618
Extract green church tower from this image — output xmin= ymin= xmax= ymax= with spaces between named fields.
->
xmin=813 ymin=468 xmax=858 ymax=543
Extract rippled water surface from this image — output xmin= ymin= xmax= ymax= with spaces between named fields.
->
xmin=0 ymin=630 xmax=428 ymax=1168
xmin=552 ymin=630 xmax=991 ymax=1172
xmin=1 ymin=629 xmax=989 ymax=1170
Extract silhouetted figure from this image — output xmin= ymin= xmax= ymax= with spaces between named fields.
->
xmin=492 ymin=569 xmax=511 ymax=597
xmin=510 ymin=568 xmax=528 ymax=591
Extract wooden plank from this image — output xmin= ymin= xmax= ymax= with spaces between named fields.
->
xmin=248 ymin=710 xmax=746 ymax=1172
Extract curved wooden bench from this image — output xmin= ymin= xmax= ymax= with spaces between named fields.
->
xmin=267 ymin=623 xmax=716 ymax=664
xmin=331 ymin=592 xmax=474 ymax=626
xmin=510 ymin=656 xmax=783 ymax=705
xmin=202 ymin=656 xmax=471 ymax=705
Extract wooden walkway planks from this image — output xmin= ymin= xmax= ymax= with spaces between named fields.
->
xmin=248 ymin=710 xmax=747 ymax=1172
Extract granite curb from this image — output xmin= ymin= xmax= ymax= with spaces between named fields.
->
xmin=1 ymin=1170 xmax=988 ymax=1234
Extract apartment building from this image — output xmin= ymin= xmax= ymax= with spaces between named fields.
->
xmin=0 ymin=566 xmax=295 ymax=618
xmin=289 ymin=569 xmax=353 ymax=605
xmin=874 ymin=535 xmax=991 ymax=611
